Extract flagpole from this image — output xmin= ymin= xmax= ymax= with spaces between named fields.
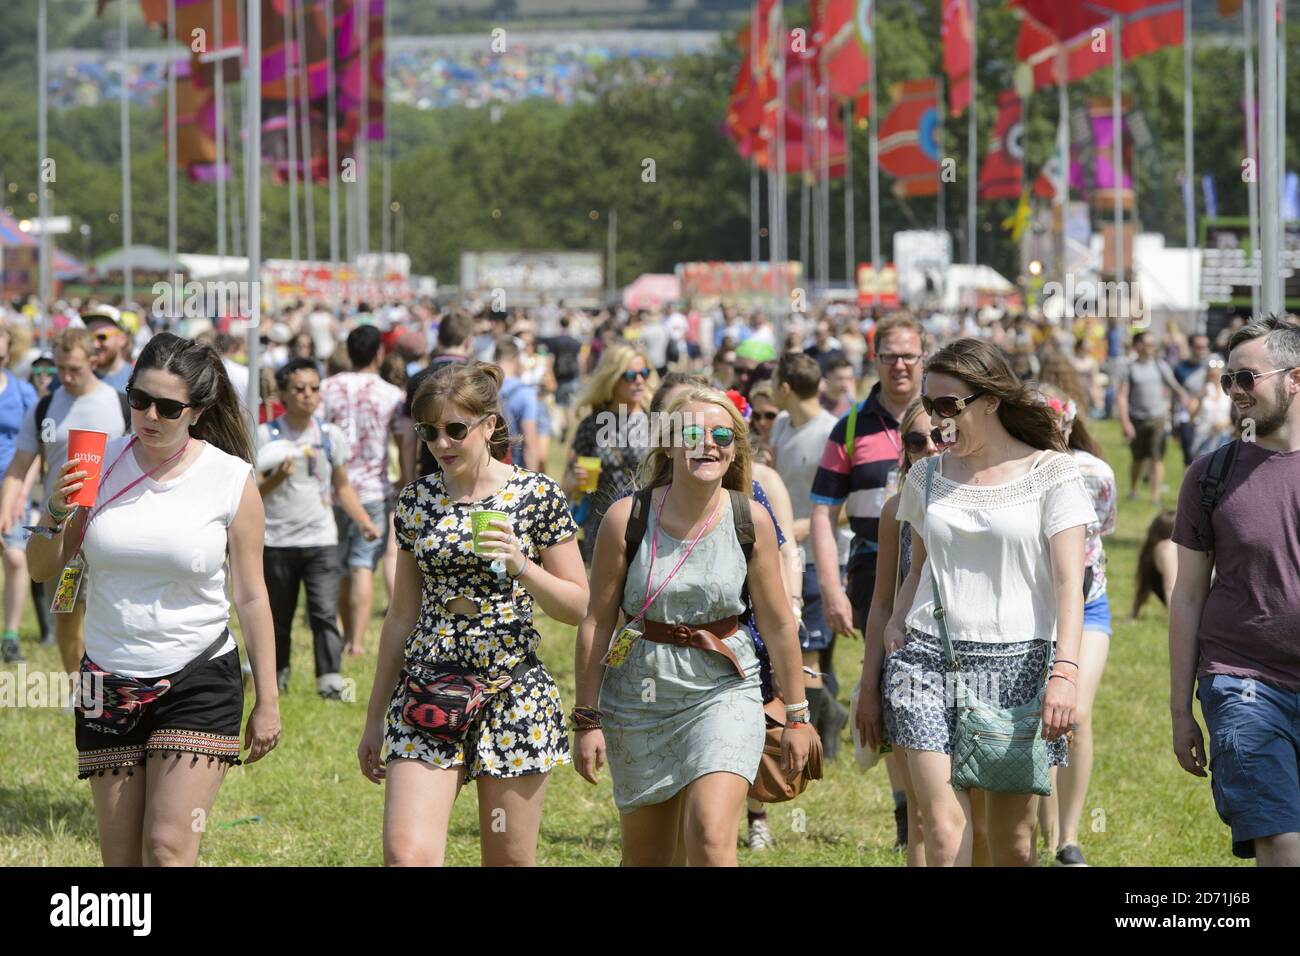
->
xmin=382 ymin=0 xmax=392 ymax=259
xmin=359 ymin=0 xmax=370 ymax=258
xmin=285 ymin=0 xmax=300 ymax=263
xmin=247 ymin=0 xmax=263 ymax=415
xmin=119 ymin=0 xmax=133 ymax=305
xmin=868 ymin=2 xmax=881 ymax=305
xmin=1111 ymin=14 xmax=1124 ymax=286
xmin=167 ymin=0 xmax=178 ymax=326
xmin=800 ymin=62 xmax=811 ymax=282
xmin=1244 ymin=0 xmax=1261 ymax=318
xmin=966 ymin=0 xmax=976 ymax=269
xmin=776 ymin=0 xmax=788 ymax=320
xmin=215 ymin=0 xmax=227 ymax=278
xmin=37 ymin=0 xmax=50 ymax=345
xmin=1057 ymin=47 xmax=1069 ymax=285
xmin=326 ymin=0 xmax=340 ymax=317
xmin=820 ymin=73 xmax=831 ymax=291
xmin=230 ymin=0 xmax=244 ymax=262
xmin=845 ymin=101 xmax=855 ymax=284
xmin=1259 ymin=0 xmax=1280 ymax=315
xmin=297 ymin=0 xmax=316 ymax=262
xmin=1183 ymin=0 xmax=1197 ymax=330
xmin=750 ymin=4 xmax=761 ymax=269
xmin=751 ymin=157 xmax=760 ymax=266
xmin=937 ymin=74 xmax=946 ymax=238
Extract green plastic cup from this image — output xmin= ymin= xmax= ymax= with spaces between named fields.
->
xmin=470 ymin=510 xmax=509 ymax=556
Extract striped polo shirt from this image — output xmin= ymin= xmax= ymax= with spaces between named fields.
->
xmin=809 ymin=383 xmax=903 ymax=570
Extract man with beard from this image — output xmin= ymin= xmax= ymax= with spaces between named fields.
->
xmin=1170 ymin=315 xmax=1300 ymax=866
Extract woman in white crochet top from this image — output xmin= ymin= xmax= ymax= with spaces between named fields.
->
xmin=883 ymin=338 xmax=1097 ymax=867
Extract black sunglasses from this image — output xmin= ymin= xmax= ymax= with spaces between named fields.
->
xmin=126 ymin=386 xmax=196 ymax=420
xmin=414 ymin=416 xmax=487 ymax=443
xmin=754 ymin=410 xmax=779 ymax=423
xmin=682 ymin=424 xmax=735 ymax=448
xmin=903 ymin=430 xmax=930 ymax=453
xmin=622 ymin=368 xmax=652 ymax=382
xmin=921 ymin=391 xmax=983 ymax=419
xmin=1220 ymin=367 xmax=1294 ymax=393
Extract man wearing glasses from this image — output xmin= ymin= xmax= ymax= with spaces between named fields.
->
xmin=81 ymin=306 xmax=134 ymax=394
xmin=808 ymin=314 xmax=923 ymax=751
xmin=1170 ymin=314 xmax=1300 ymax=866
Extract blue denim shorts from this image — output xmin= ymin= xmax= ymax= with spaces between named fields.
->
xmin=334 ymin=499 xmax=390 ymax=571
xmin=1082 ymin=592 xmax=1112 ymax=637
xmin=798 ymin=564 xmax=832 ymax=653
xmin=1197 ymin=673 xmax=1300 ymax=859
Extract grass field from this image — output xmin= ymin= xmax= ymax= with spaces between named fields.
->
xmin=0 ymin=418 xmax=1242 ymax=866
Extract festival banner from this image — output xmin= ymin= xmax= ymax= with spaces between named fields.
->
xmin=941 ymin=0 xmax=973 ymax=117
xmin=877 ymin=78 xmax=941 ymax=197
xmin=977 ymin=90 xmax=1024 ymax=201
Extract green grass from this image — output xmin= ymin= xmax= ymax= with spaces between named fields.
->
xmin=0 ymin=420 xmax=1240 ymax=866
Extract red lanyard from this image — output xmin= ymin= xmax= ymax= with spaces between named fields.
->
xmin=75 ymin=437 xmax=191 ymax=555
xmin=631 ymin=486 xmax=722 ymax=627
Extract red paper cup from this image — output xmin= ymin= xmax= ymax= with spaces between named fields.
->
xmin=66 ymin=429 xmax=109 ymax=508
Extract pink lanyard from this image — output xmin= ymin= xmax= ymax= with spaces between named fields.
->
xmin=75 ymin=437 xmax=191 ymax=555
xmin=631 ymin=486 xmax=722 ymax=627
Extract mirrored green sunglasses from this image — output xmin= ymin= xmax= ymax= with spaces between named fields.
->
xmin=681 ymin=424 xmax=735 ymax=448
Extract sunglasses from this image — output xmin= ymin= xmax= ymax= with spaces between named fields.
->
xmin=754 ymin=410 xmax=779 ymax=423
xmin=622 ymin=368 xmax=652 ymax=382
xmin=682 ymin=424 xmax=735 ymax=448
xmin=921 ymin=391 xmax=983 ymax=419
xmin=414 ymin=416 xmax=487 ymax=443
xmin=903 ymin=430 xmax=930 ymax=453
xmin=1220 ymin=366 xmax=1295 ymax=393
xmin=32 ymin=365 xmax=56 ymax=376
xmin=93 ymin=331 xmax=119 ymax=343
xmin=127 ymin=386 xmax=196 ymax=420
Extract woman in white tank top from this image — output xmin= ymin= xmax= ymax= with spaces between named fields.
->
xmin=28 ymin=333 xmax=281 ymax=867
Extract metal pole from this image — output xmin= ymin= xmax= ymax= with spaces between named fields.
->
xmin=167 ymin=0 xmax=177 ymax=322
xmin=215 ymin=0 xmax=226 ymax=275
xmin=844 ymin=100 xmax=855 ymax=284
xmin=247 ymin=0 xmax=263 ymax=415
xmin=1111 ymin=15 xmax=1124 ymax=284
xmin=966 ymin=0 xmax=977 ymax=268
xmin=820 ymin=73 xmax=831 ymax=291
xmin=1245 ymin=0 xmax=1261 ymax=317
xmin=868 ymin=5 xmax=881 ymax=304
xmin=751 ymin=157 xmax=760 ymax=265
xmin=230 ymin=0 xmax=244 ymax=261
xmin=119 ymin=0 xmax=133 ymax=305
xmin=937 ymin=74 xmax=946 ymax=238
xmin=607 ymin=208 xmax=617 ymax=303
xmin=800 ymin=60 xmax=811 ymax=282
xmin=1183 ymin=0 xmax=1197 ymax=328
xmin=358 ymin=0 xmax=370 ymax=256
xmin=381 ymin=0 xmax=391 ymax=258
xmin=776 ymin=1 xmax=788 ymax=317
xmin=326 ymin=0 xmax=340 ymax=317
xmin=1057 ymin=47 xmax=1069 ymax=284
xmin=1259 ymin=0 xmax=1281 ymax=314
xmin=38 ymin=0 xmax=50 ymax=345
xmin=297 ymin=0 xmax=316 ymax=262
xmin=284 ymin=0 xmax=299 ymax=263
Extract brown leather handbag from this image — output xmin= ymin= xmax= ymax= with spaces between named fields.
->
xmin=748 ymin=696 xmax=824 ymax=803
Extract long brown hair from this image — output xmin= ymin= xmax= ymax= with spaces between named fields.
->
xmin=926 ymin=338 xmax=1066 ymax=452
xmin=1134 ymin=511 xmax=1176 ymax=618
xmin=130 ymin=332 xmax=254 ymax=463
xmin=411 ymin=361 xmax=514 ymax=467
xmin=640 ymin=384 xmax=752 ymax=493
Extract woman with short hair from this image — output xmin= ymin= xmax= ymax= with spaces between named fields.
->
xmin=28 ymin=332 xmax=280 ymax=866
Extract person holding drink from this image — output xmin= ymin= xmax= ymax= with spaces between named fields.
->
xmin=27 ymin=332 xmax=280 ymax=866
xmin=358 ymin=361 xmax=588 ymax=866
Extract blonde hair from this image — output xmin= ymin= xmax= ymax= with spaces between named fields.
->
xmin=748 ymin=380 xmax=776 ymax=406
xmin=578 ymin=344 xmax=656 ymax=414
xmin=6 ymin=322 xmax=32 ymax=370
xmin=640 ymin=384 xmax=752 ymax=493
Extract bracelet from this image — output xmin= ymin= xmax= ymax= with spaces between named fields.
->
xmin=786 ymin=720 xmax=810 ymax=729
xmin=1048 ymin=673 xmax=1076 ymax=686
xmin=1053 ymin=659 xmax=1079 ymax=669
xmin=783 ymin=698 xmax=810 ymax=714
xmin=511 ymin=554 xmax=530 ymax=579
xmin=46 ymin=497 xmax=71 ymax=523
xmin=569 ymin=706 xmax=603 ymax=731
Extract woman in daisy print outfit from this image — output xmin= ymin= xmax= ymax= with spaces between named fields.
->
xmin=358 ymin=362 xmax=589 ymax=866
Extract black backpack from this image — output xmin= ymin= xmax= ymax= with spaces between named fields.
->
xmin=621 ymin=485 xmax=756 ymax=611
xmin=1193 ymin=439 xmax=1240 ymax=554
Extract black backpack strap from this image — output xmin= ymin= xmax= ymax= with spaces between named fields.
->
xmin=622 ymin=486 xmax=654 ymax=571
xmin=1196 ymin=439 xmax=1240 ymax=553
xmin=729 ymin=488 xmax=756 ymax=613
xmin=117 ymin=390 xmax=133 ymax=435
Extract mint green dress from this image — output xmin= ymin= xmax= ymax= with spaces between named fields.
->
xmin=598 ymin=493 xmax=766 ymax=812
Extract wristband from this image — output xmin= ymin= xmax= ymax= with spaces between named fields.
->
xmin=783 ymin=698 xmax=810 ymax=714
xmin=1053 ymin=659 xmax=1079 ymax=669
xmin=786 ymin=720 xmax=809 ymax=729
xmin=511 ymin=554 xmax=530 ymax=579
xmin=46 ymin=496 xmax=71 ymax=523
xmin=1048 ymin=673 xmax=1076 ymax=686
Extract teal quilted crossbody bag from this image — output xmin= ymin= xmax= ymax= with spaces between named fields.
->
xmin=923 ymin=457 xmax=1051 ymax=797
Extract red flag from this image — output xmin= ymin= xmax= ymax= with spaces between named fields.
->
xmin=877 ymin=78 xmax=941 ymax=197
xmin=978 ymin=90 xmax=1024 ymax=201
xmin=756 ymin=48 xmax=847 ymax=178
xmin=726 ymin=0 xmax=778 ymax=157
xmin=820 ymin=0 xmax=872 ymax=101
xmin=1033 ymin=155 xmax=1064 ymax=200
xmin=942 ymin=0 xmax=973 ymax=117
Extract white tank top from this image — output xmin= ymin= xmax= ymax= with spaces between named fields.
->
xmin=82 ymin=437 xmax=252 ymax=677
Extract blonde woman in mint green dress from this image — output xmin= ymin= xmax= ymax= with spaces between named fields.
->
xmin=572 ymin=384 xmax=812 ymax=867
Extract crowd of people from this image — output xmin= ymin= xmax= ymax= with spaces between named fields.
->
xmin=3 ymin=290 xmax=1297 ymax=869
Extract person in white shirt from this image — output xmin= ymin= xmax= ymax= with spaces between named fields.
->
xmin=27 ymin=332 xmax=280 ymax=867
xmin=320 ymin=325 xmax=404 ymax=656
xmin=883 ymin=338 xmax=1094 ymax=867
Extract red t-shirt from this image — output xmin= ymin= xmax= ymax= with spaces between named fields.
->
xmin=1173 ymin=440 xmax=1300 ymax=692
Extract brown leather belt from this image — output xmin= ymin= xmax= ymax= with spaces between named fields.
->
xmin=641 ymin=616 xmax=743 ymax=679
